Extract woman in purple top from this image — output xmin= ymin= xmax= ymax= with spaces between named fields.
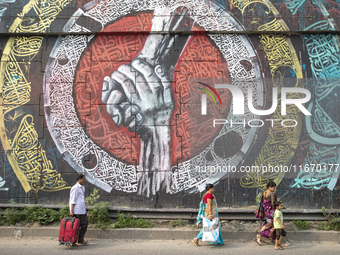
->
xmin=255 ymin=181 xmax=277 ymax=245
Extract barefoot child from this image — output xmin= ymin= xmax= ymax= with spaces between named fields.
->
xmin=273 ymin=201 xmax=286 ymax=250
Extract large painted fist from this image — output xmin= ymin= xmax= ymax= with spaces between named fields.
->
xmin=101 ymin=59 xmax=173 ymax=135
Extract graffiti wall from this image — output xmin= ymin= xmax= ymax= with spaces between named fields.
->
xmin=0 ymin=0 xmax=339 ymax=209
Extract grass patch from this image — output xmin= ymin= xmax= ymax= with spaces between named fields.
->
xmin=1 ymin=189 xmax=111 ymax=228
xmin=23 ymin=206 xmax=60 ymax=225
xmin=4 ymin=206 xmax=60 ymax=225
xmin=293 ymin=220 xmax=309 ymax=230
xmin=170 ymin=218 xmax=185 ymax=228
xmin=112 ymin=211 xmax=153 ymax=229
xmin=86 ymin=188 xmax=100 ymax=206
xmin=3 ymin=206 xmax=67 ymax=226
xmin=88 ymin=201 xmax=110 ymax=230
xmin=0 ymin=210 xmax=5 ymax=226
xmin=4 ymin=208 xmax=25 ymax=225
xmin=59 ymin=206 xmax=70 ymax=220
xmin=318 ymin=207 xmax=340 ymax=231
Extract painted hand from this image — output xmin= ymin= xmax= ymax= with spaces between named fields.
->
xmin=101 ymin=6 xmax=190 ymax=197
xmin=101 ymin=59 xmax=173 ymax=135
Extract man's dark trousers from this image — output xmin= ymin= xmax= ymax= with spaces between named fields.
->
xmin=74 ymin=214 xmax=88 ymax=242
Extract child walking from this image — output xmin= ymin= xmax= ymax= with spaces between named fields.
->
xmin=273 ymin=201 xmax=286 ymax=250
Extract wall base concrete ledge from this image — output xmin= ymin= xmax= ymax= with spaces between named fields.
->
xmin=0 ymin=227 xmax=339 ymax=242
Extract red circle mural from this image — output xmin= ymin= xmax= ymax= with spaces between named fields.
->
xmin=74 ymin=13 xmax=232 ymax=166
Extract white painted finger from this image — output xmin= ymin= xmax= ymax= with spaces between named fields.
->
xmin=119 ymin=63 xmax=153 ymax=99
xmin=119 ymin=104 xmax=137 ymax=130
xmin=101 ymin=76 xmax=115 ymax=104
xmin=154 ymin=64 xmax=173 ymax=107
xmin=106 ymin=104 xmax=123 ymax=127
xmin=110 ymin=69 xmax=135 ymax=101
xmin=132 ymin=58 xmax=162 ymax=94
xmin=106 ymin=87 xmax=126 ymax=105
xmin=117 ymin=65 xmax=136 ymax=83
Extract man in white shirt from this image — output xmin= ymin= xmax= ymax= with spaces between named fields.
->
xmin=69 ymin=173 xmax=88 ymax=245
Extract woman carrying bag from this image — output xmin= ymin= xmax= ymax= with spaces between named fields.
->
xmin=254 ymin=181 xmax=277 ymax=245
xmin=192 ymin=183 xmax=224 ymax=246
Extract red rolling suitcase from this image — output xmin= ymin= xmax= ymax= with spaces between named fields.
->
xmin=58 ymin=217 xmax=80 ymax=245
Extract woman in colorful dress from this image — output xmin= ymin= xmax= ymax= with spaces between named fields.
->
xmin=254 ymin=181 xmax=277 ymax=245
xmin=192 ymin=183 xmax=224 ymax=246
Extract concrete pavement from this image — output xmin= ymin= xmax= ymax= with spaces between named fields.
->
xmin=1 ymin=226 xmax=340 ymax=242
xmin=0 ymin=237 xmax=339 ymax=255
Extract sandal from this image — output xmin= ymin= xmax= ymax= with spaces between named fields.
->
xmin=192 ymin=239 xmax=199 ymax=247
xmin=78 ymin=240 xmax=88 ymax=245
xmin=275 ymin=246 xmax=283 ymax=250
xmin=253 ymin=238 xmax=262 ymax=246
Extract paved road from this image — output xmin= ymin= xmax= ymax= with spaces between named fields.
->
xmin=0 ymin=238 xmax=339 ymax=255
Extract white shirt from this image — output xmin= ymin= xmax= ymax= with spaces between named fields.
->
xmin=69 ymin=182 xmax=86 ymax=215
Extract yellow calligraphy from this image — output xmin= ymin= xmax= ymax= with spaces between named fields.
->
xmin=232 ymin=0 xmax=303 ymax=190
xmin=0 ymin=0 xmax=72 ymax=193
xmin=11 ymin=115 xmax=69 ymax=192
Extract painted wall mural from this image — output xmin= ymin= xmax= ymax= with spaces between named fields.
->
xmin=0 ymin=0 xmax=339 ymax=208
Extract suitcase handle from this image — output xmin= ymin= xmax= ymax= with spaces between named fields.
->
xmin=64 ymin=217 xmax=76 ymax=229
